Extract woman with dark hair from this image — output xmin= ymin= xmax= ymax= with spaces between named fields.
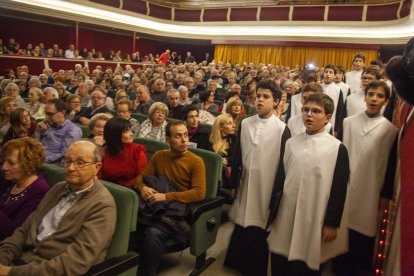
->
xmin=99 ymin=117 xmax=147 ymax=188
xmin=0 ymin=137 xmax=49 ymax=240
xmin=196 ymin=90 xmax=218 ymax=112
xmin=1 ymin=108 xmax=37 ymax=147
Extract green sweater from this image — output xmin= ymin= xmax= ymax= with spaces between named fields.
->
xmin=135 ymin=150 xmax=206 ymax=203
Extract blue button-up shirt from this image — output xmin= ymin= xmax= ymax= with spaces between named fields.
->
xmin=39 ymin=119 xmax=82 ymax=163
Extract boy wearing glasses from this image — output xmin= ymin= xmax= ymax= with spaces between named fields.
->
xmin=267 ymin=93 xmax=349 ymax=275
xmin=333 ymin=81 xmax=397 ymax=275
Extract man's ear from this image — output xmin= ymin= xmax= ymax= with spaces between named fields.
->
xmin=325 ymin=114 xmax=332 ymax=125
xmin=165 ymin=136 xmax=171 ymax=145
xmin=273 ymin=99 xmax=280 ymax=109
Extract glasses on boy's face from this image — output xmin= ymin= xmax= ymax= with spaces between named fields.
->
xmin=302 ymin=107 xmax=325 ymax=116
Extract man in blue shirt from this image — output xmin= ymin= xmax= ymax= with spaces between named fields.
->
xmin=37 ymin=99 xmax=82 ymax=164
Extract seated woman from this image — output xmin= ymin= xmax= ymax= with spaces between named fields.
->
xmin=1 ymin=108 xmax=37 ymax=147
xmin=225 ymin=97 xmax=246 ymax=131
xmin=209 ymin=114 xmax=236 ymax=187
xmin=4 ymin=83 xmax=25 ymax=108
xmin=178 ymin=85 xmax=194 ymax=106
xmin=0 ymin=137 xmax=49 ymax=240
xmin=136 ymin=102 xmax=168 ymax=142
xmin=0 ymin=97 xmax=17 ymax=144
xmin=196 ymin=91 xmax=218 ymax=113
xmin=88 ymin=113 xmax=113 ymax=146
xmin=66 ymin=94 xmax=82 ymax=121
xmin=116 ymin=99 xmax=139 ymax=136
xmin=54 ymin=82 xmax=69 ymax=102
xmin=115 ymin=89 xmax=129 ymax=104
xmin=100 ymin=117 xmax=147 ymax=188
xmin=26 ymin=87 xmax=45 ymax=120
xmin=182 ymin=105 xmax=211 ymax=150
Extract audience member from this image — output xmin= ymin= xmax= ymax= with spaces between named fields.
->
xmin=116 ymin=99 xmax=139 ymax=136
xmin=0 ymin=97 xmax=17 ymax=144
xmin=4 ymin=83 xmax=25 ymax=108
xmin=1 ymin=108 xmax=37 ymax=146
xmin=0 ymin=140 xmax=116 ymax=275
xmin=182 ymin=105 xmax=210 ymax=150
xmin=0 ymin=138 xmax=49 ymax=240
xmin=88 ymin=113 xmax=113 ymax=146
xmin=167 ymin=89 xmax=184 ymax=120
xmin=26 ymin=87 xmax=45 ymax=120
xmin=134 ymin=120 xmax=206 ymax=276
xmin=134 ymin=85 xmax=154 ymax=115
xmin=36 ymin=99 xmax=82 ymax=164
xmin=137 ymin=102 xmax=168 ymax=142
xmin=100 ymin=117 xmax=147 ymax=188
xmin=76 ymin=89 xmax=110 ymax=126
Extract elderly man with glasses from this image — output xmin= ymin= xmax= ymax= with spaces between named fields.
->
xmin=0 ymin=140 xmax=116 ymax=276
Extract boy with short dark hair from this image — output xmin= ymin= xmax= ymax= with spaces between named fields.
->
xmin=346 ymin=52 xmax=366 ymax=93
xmin=321 ymin=64 xmax=345 ymax=135
xmin=224 ymin=80 xmax=290 ymax=275
xmin=333 ymin=80 xmax=397 ymax=275
xmin=335 ymin=66 xmax=351 ymax=102
xmin=267 ymin=93 xmax=350 ymax=275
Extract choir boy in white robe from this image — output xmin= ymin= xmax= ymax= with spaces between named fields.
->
xmin=224 ymin=80 xmax=291 ymax=275
xmin=345 ymin=67 xmax=381 ymax=118
xmin=345 ymin=52 xmax=365 ymax=94
xmin=333 ymin=80 xmax=397 ymax=275
xmin=321 ymin=64 xmax=345 ymax=136
xmin=288 ymin=83 xmax=333 ymax=136
xmin=267 ymin=93 xmax=350 ymax=275
xmin=335 ymin=66 xmax=351 ymax=103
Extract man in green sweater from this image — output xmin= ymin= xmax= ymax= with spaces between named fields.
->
xmin=134 ymin=120 xmax=206 ymax=276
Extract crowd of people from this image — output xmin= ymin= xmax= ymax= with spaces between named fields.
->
xmin=0 ymin=37 xmax=211 ymax=65
xmin=0 ymin=43 xmax=407 ymax=276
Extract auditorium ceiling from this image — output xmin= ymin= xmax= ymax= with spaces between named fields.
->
xmin=1 ymin=0 xmax=413 ymax=44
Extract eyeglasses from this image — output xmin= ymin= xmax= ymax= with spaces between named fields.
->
xmin=91 ymin=96 xmax=105 ymax=100
xmin=45 ymin=111 xmax=59 ymax=117
xmin=63 ymin=158 xmax=96 ymax=169
xmin=302 ymin=107 xmax=325 ymax=116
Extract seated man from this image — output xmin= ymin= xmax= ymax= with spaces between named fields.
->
xmin=167 ymin=88 xmax=184 ymax=120
xmin=76 ymin=88 xmax=110 ymax=126
xmin=133 ymin=85 xmax=154 ymax=115
xmin=37 ymin=99 xmax=82 ymax=164
xmin=134 ymin=120 xmax=206 ymax=276
xmin=0 ymin=140 xmax=116 ymax=275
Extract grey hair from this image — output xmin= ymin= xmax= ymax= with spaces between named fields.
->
xmin=69 ymin=139 xmax=102 ymax=163
xmin=44 ymin=87 xmax=59 ymax=99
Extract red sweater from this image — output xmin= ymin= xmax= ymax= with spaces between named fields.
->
xmin=100 ymin=143 xmax=147 ymax=188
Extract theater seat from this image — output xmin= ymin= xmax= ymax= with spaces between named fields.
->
xmin=40 ymin=164 xmax=139 ymax=276
xmin=133 ymin=137 xmax=169 ymax=160
xmin=75 ymin=123 xmax=91 ymax=138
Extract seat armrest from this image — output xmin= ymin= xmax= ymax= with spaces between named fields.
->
xmin=189 ymin=196 xmax=225 ymax=223
xmin=83 ymin=252 xmax=139 ymax=276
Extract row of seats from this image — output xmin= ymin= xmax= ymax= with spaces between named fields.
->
xmin=41 ymin=137 xmax=225 ymax=275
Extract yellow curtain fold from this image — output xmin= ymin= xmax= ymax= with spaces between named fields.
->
xmin=214 ymin=44 xmax=378 ymax=70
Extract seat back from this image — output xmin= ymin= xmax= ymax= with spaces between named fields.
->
xmin=131 ymin=113 xmax=148 ymax=123
xmin=189 ymin=148 xmax=222 ymax=198
xmin=76 ymin=123 xmax=91 ymax=138
xmin=40 ymin=164 xmax=138 ymax=260
xmin=198 ymin=123 xmax=212 ymax=136
xmin=133 ymin=137 xmax=169 ymax=160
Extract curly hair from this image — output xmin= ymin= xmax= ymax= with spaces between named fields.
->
xmin=2 ymin=137 xmax=45 ymax=176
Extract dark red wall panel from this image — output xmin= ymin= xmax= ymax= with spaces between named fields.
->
xmin=148 ymin=3 xmax=171 ymax=20
xmin=328 ymin=6 xmax=363 ymax=21
xmin=230 ymin=8 xmax=257 ymax=21
xmin=122 ymin=0 xmax=147 ymax=15
xmin=89 ymin=0 xmax=119 ymax=8
xmin=0 ymin=56 xmax=46 ymax=75
xmin=292 ymin=6 xmax=325 ymax=21
xmin=260 ymin=7 xmax=290 ymax=21
xmin=400 ymin=0 xmax=412 ymax=18
xmin=203 ymin=9 xmax=228 ymax=22
xmin=175 ymin=9 xmax=201 ymax=22
xmin=366 ymin=3 xmax=399 ymax=21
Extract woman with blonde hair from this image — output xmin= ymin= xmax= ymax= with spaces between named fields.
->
xmin=0 ymin=97 xmax=17 ymax=143
xmin=209 ymin=113 xmax=236 ymax=187
xmin=26 ymin=87 xmax=45 ymax=120
xmin=225 ymin=97 xmax=245 ymax=131
xmin=137 ymin=102 xmax=168 ymax=142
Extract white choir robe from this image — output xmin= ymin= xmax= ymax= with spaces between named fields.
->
xmin=290 ymin=93 xmax=302 ymax=118
xmin=288 ymin=114 xmax=333 ymax=137
xmin=336 ymin=82 xmax=351 ymax=103
xmin=322 ymin=82 xmax=344 ymax=131
xmin=345 ymin=70 xmax=362 ymax=94
xmin=267 ymin=132 xmax=349 ymax=270
xmin=229 ymin=114 xmax=288 ymax=229
xmin=343 ymin=112 xmax=397 ymax=237
xmin=346 ymin=89 xmax=366 ymax=117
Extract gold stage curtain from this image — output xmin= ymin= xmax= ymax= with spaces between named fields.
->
xmin=214 ymin=44 xmax=378 ymax=70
